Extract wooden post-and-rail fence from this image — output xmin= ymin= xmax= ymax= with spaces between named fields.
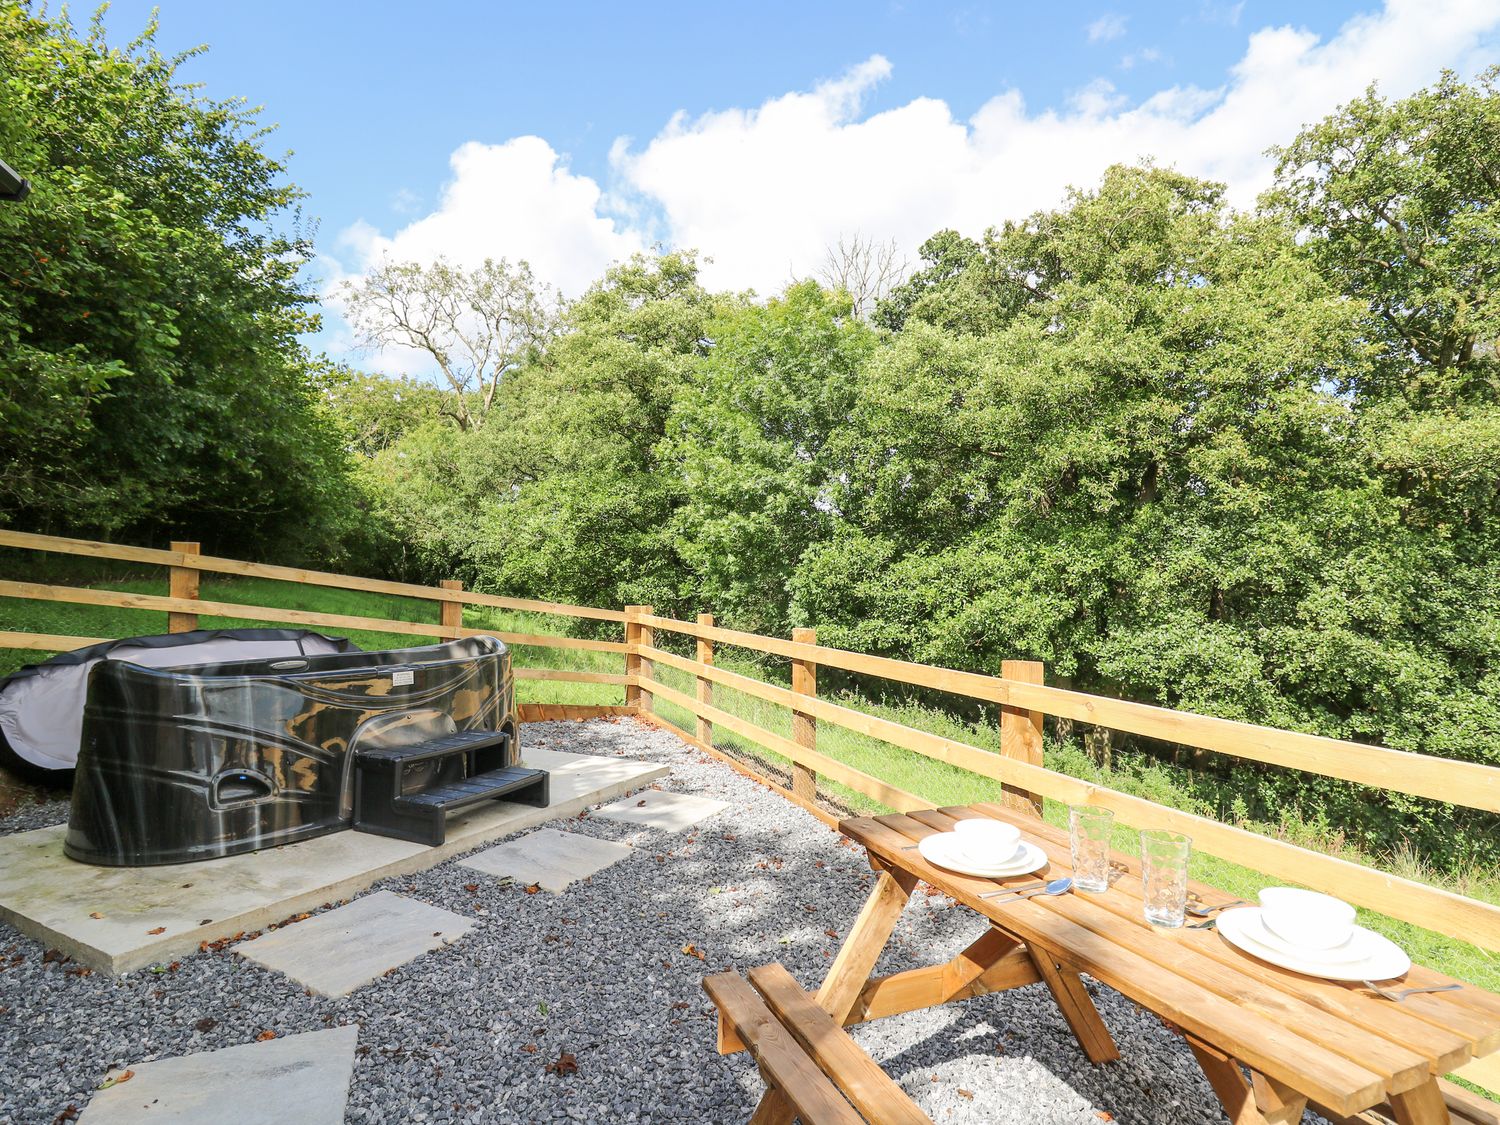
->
xmin=4 ymin=529 xmax=1500 ymax=978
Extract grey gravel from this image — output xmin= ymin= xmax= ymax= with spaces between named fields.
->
xmin=0 ymin=719 xmax=1325 ymax=1124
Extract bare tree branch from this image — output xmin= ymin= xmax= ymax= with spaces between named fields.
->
xmin=816 ymin=233 xmax=909 ymax=320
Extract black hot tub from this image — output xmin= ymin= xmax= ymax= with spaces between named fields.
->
xmin=64 ymin=635 xmax=545 ymax=866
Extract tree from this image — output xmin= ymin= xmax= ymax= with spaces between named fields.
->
xmin=872 ymin=229 xmax=981 ymax=331
xmin=341 ymin=256 xmax=555 ymax=430
xmin=1269 ymin=68 xmax=1500 ymax=407
xmin=353 ymin=252 xmax=729 ymax=609
xmin=815 ymin=234 xmax=907 ymax=321
xmin=1268 ymin=71 xmax=1500 ymax=540
xmin=666 ymin=281 xmax=877 ymax=631
xmin=0 ymin=6 xmax=352 ymax=559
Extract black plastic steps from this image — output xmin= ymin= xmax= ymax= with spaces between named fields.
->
xmin=397 ymin=765 xmax=550 ymax=811
xmin=352 ymin=728 xmax=548 ymax=846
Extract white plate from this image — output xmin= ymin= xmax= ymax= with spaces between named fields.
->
xmin=1218 ymin=908 xmax=1411 ymax=981
xmin=917 ymin=833 xmax=1047 ymax=878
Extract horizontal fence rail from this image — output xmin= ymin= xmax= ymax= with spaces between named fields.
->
xmin=637 ymin=613 xmax=1500 ymax=817
xmin=633 ymin=647 xmax=1500 ymax=952
xmin=2 ymin=531 xmax=1499 ymax=956
xmin=0 ymin=529 xmax=626 ymax=622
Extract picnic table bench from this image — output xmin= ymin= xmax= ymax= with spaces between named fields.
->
xmin=706 ymin=801 xmax=1500 ymax=1125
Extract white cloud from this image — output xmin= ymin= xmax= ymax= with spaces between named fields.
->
xmin=1121 ymin=46 xmax=1166 ymax=70
xmin=1088 ymin=13 xmax=1129 ymax=43
xmin=330 ymin=136 xmax=642 ymax=302
xmin=328 ymin=0 xmax=1500 ymax=323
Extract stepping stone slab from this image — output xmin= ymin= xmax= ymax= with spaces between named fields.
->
xmin=80 ymin=1024 xmax=358 ymax=1124
xmin=235 ymin=890 xmax=472 ymax=997
xmin=595 ymin=789 xmax=729 ymax=832
xmin=460 ymin=827 xmax=634 ymax=892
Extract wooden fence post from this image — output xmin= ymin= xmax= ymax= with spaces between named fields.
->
xmin=1000 ymin=659 xmax=1045 ymax=816
xmin=638 ymin=605 xmax=655 ymax=715
xmin=624 ymin=606 xmax=643 ymax=709
xmin=625 ymin=605 xmax=656 ymax=713
xmin=696 ymin=613 xmax=715 ymax=747
xmin=791 ymin=627 xmax=817 ymax=803
xmin=168 ymin=541 xmax=200 ymax=633
xmin=439 ymin=579 xmax=463 ymax=638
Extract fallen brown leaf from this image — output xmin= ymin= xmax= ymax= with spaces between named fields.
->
xmin=88 ymin=912 xmax=103 ymax=920
xmin=545 ymin=1050 xmax=578 ymax=1076
xmin=958 ymin=1089 xmax=974 ymax=1100
xmin=1095 ymin=1114 xmax=1114 ymax=1122
xmin=194 ymin=1018 xmax=217 ymax=1033
xmin=146 ymin=926 xmax=165 ymax=935
xmin=824 ymin=928 xmax=839 ymax=939
xmin=681 ymin=943 xmax=706 ymax=961
xmin=50 ymin=1104 xmax=79 ymax=1124
xmin=523 ymin=883 xmax=541 ymax=895
xmin=464 ymin=883 xmax=479 ymax=893
xmin=521 ymin=1043 xmax=538 ymax=1054
xmin=256 ymin=1030 xmax=277 ymax=1041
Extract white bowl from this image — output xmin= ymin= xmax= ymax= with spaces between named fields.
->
xmin=952 ymin=818 xmax=1021 ymax=861
xmin=1258 ymin=887 xmax=1356 ymax=950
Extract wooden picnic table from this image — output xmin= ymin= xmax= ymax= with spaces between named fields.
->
xmin=818 ymin=802 xmax=1500 ymax=1125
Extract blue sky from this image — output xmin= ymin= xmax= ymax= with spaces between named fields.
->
xmin=95 ymin=0 xmax=1500 ymax=370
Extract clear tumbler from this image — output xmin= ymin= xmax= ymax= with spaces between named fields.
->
xmin=1068 ymin=806 xmax=1114 ymax=893
xmin=1140 ymin=830 xmax=1192 ymax=928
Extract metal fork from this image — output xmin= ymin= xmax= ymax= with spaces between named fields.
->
xmin=1361 ymin=980 xmax=1463 ymax=1002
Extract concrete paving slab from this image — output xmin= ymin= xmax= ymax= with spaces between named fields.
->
xmin=0 ymin=746 xmax=667 ymax=972
xmin=235 ymin=890 xmax=472 ymax=997
xmin=594 ymin=789 xmax=729 ymax=832
xmin=460 ymin=827 xmax=635 ymax=892
xmin=79 ymin=1024 xmax=358 ymax=1125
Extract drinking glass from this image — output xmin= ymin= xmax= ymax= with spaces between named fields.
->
xmin=1140 ymin=830 xmax=1192 ymax=928
xmin=1068 ymin=806 xmax=1114 ymax=893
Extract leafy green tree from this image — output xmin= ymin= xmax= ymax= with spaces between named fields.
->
xmin=873 ymin=229 xmax=982 ymax=332
xmin=794 ymin=163 xmax=1498 ymax=856
xmin=1268 ymin=69 xmax=1500 ymax=553
xmin=1269 ymin=68 xmax=1500 ymax=406
xmin=318 ymin=363 xmax=450 ymax=458
xmin=666 ymin=281 xmax=877 ymax=632
xmin=0 ymin=6 xmax=350 ymax=558
xmin=355 ymin=252 xmax=728 ymax=608
xmin=803 ymin=168 xmax=1363 ymax=705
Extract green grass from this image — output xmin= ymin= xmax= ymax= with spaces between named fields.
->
xmin=3 ymin=564 xmax=1498 ymax=1013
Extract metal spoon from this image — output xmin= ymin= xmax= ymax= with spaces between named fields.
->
xmin=1186 ymin=899 xmax=1246 ymax=918
xmin=981 ymin=877 xmax=1073 ymax=901
xmin=1361 ymin=980 xmax=1463 ymax=1002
